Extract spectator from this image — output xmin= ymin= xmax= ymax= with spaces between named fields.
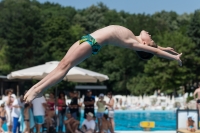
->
xmin=45 ymin=92 xmax=56 ymax=131
xmin=187 ymin=116 xmax=196 ymax=132
xmin=77 ymin=92 xmax=83 ymax=121
xmin=12 ymin=95 xmax=24 ymax=133
xmin=3 ymin=89 xmax=13 ymax=133
xmin=76 ymin=112 xmax=95 ymax=133
xmin=46 ymin=93 xmax=55 ymax=117
xmin=99 ymin=114 xmax=114 ymax=133
xmin=44 ymin=112 xmax=55 ymax=133
xmin=69 ymin=91 xmax=79 ymax=120
xmin=24 ymin=90 xmax=35 ymax=133
xmin=24 ymin=103 xmax=31 ymax=133
xmin=32 ymin=96 xmax=47 ymax=133
xmin=93 ymin=116 xmax=97 ymax=133
xmin=106 ymin=92 xmax=115 ymax=132
xmin=64 ymin=112 xmax=79 ymax=133
xmin=57 ymin=91 xmax=66 ymax=133
xmin=96 ymin=93 xmax=106 ymax=132
xmin=0 ymin=102 xmax=6 ymax=133
xmin=83 ymin=90 xmax=95 ymax=119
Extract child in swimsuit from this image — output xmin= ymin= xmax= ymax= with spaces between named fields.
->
xmin=0 ymin=103 xmax=6 ymax=133
xmin=24 ymin=25 xmax=182 ymax=102
xmin=100 ymin=114 xmax=114 ymax=133
xmin=24 ymin=103 xmax=30 ymax=133
xmin=187 ymin=116 xmax=196 ymax=132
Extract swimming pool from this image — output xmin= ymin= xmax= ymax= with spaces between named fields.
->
xmin=80 ymin=110 xmax=176 ymax=131
xmin=2 ymin=110 xmax=176 ymax=131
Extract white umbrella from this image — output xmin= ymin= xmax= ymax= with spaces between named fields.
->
xmin=157 ymin=96 xmax=166 ymax=100
xmin=7 ymin=61 xmax=109 ymax=83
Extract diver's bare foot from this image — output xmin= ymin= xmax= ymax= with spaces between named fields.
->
xmin=24 ymin=87 xmax=43 ymax=102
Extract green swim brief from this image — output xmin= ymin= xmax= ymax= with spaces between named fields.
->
xmin=79 ymin=34 xmax=101 ymax=55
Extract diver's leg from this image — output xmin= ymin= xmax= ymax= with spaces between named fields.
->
xmin=24 ymin=42 xmax=92 ymax=102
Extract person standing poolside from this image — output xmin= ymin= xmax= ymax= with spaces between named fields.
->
xmin=193 ymin=85 xmax=200 ymax=115
xmin=24 ymin=103 xmax=31 ymax=133
xmin=46 ymin=93 xmax=56 ymax=118
xmin=77 ymin=93 xmax=83 ymax=121
xmin=3 ymin=89 xmax=13 ymax=133
xmin=32 ymin=96 xmax=47 ymax=133
xmin=69 ymin=91 xmax=79 ymax=120
xmin=84 ymin=90 xmax=95 ymax=119
xmin=12 ymin=95 xmax=24 ymax=133
xmin=96 ymin=93 xmax=106 ymax=132
xmin=0 ymin=102 xmax=6 ymax=133
xmin=106 ymin=92 xmax=115 ymax=132
xmin=24 ymin=25 xmax=182 ymax=102
xmin=57 ymin=91 xmax=67 ymax=133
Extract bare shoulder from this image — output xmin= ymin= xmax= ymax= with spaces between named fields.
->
xmin=111 ymin=98 xmax=115 ymax=102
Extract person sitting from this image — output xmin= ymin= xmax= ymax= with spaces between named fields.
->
xmin=187 ymin=116 xmax=196 ymax=132
xmin=64 ymin=112 xmax=79 ymax=133
xmin=76 ymin=112 xmax=95 ymax=133
xmin=100 ymin=114 xmax=114 ymax=133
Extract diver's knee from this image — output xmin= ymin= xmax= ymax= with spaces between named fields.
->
xmin=58 ymin=59 xmax=73 ymax=70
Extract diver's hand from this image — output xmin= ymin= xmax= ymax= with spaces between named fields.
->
xmin=165 ymin=47 xmax=179 ymax=55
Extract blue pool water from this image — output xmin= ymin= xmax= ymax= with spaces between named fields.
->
xmin=80 ymin=110 xmax=176 ymax=131
xmin=2 ymin=110 xmax=176 ymax=131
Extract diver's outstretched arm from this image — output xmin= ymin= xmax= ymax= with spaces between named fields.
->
xmin=133 ymin=42 xmax=182 ymax=66
xmin=158 ymin=46 xmax=179 ymax=55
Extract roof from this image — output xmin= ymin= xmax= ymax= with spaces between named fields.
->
xmin=75 ymin=85 xmax=107 ymax=90
xmin=0 ymin=75 xmax=7 ymax=79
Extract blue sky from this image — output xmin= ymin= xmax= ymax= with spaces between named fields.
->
xmin=38 ymin=0 xmax=200 ymax=15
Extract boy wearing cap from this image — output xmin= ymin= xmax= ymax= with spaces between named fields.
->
xmin=96 ymin=93 xmax=106 ymax=132
xmin=76 ymin=112 xmax=95 ymax=133
xmin=187 ymin=116 xmax=196 ymax=132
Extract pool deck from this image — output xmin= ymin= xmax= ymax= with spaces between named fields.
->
xmin=115 ymin=131 xmax=176 ymax=133
xmin=2 ymin=131 xmax=178 ymax=133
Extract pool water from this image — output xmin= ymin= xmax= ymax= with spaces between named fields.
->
xmin=80 ymin=110 xmax=176 ymax=131
xmin=2 ymin=111 xmax=176 ymax=131
xmin=113 ymin=111 xmax=176 ymax=131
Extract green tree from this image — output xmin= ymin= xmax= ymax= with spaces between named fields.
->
xmin=187 ymin=9 xmax=200 ymax=82
xmin=0 ymin=38 xmax=10 ymax=74
xmin=0 ymin=0 xmax=45 ymax=70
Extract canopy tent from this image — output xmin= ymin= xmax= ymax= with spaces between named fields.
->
xmin=7 ymin=61 xmax=109 ymax=83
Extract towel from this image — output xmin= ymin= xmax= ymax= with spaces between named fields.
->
xmin=19 ymin=108 xmax=35 ymax=132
